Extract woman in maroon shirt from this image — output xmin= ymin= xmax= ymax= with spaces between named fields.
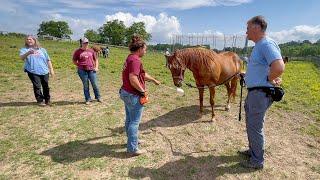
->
xmin=73 ymin=37 xmax=101 ymax=104
xmin=119 ymin=36 xmax=160 ymax=156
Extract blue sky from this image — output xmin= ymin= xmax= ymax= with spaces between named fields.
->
xmin=1 ymin=0 xmax=320 ymax=46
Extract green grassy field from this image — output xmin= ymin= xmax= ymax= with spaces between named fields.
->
xmin=0 ymin=36 xmax=319 ymax=179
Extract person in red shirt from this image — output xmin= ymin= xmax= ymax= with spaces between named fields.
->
xmin=120 ymin=35 xmax=160 ymax=156
xmin=73 ymin=37 xmax=101 ymax=104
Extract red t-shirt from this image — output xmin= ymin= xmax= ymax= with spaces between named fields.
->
xmin=73 ymin=48 xmax=96 ymax=70
xmin=121 ymin=54 xmax=146 ymax=95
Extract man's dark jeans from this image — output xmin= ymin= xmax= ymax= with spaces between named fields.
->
xmin=27 ymin=71 xmax=50 ymax=103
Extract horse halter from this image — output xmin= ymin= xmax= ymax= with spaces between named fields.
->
xmin=171 ymin=67 xmax=185 ymax=83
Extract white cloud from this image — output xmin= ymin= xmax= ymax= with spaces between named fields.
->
xmin=49 ymin=14 xmax=101 ymax=39
xmin=0 ymin=0 xmax=18 ymax=14
xmin=121 ymin=0 xmax=252 ymax=10
xmin=269 ymin=25 xmax=320 ymax=43
xmin=105 ymin=12 xmax=181 ymax=43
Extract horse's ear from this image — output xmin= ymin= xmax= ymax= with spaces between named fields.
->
xmin=164 ymin=54 xmax=174 ymax=58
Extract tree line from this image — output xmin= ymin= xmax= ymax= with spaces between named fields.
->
xmin=36 ymin=20 xmax=151 ymax=46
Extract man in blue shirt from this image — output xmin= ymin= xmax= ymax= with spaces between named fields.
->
xmin=239 ymin=16 xmax=285 ymax=169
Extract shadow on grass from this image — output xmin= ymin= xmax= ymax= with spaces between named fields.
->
xmin=129 ymin=154 xmax=257 ymax=179
xmin=110 ymin=105 xmax=211 ymax=134
xmin=40 ymin=136 xmax=128 ymax=163
xmin=0 ymin=101 xmax=84 ymax=107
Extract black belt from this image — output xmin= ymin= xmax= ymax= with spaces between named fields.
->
xmin=247 ymin=87 xmax=273 ymax=92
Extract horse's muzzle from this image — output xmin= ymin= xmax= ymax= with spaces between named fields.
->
xmin=174 ymin=80 xmax=183 ymax=87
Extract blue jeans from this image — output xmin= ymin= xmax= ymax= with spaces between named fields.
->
xmin=77 ymin=69 xmax=101 ymax=101
xmin=119 ymin=89 xmax=144 ymax=153
xmin=244 ymin=89 xmax=273 ymax=166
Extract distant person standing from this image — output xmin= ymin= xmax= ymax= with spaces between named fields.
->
xmin=19 ymin=35 xmax=55 ymax=106
xmin=238 ymin=16 xmax=285 ymax=169
xmin=106 ymin=46 xmax=110 ymax=58
xmin=119 ymin=35 xmax=160 ymax=156
xmin=102 ymin=46 xmax=110 ymax=59
xmin=73 ymin=37 xmax=102 ymax=105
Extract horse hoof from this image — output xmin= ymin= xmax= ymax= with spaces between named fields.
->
xmin=225 ymin=105 xmax=231 ymax=111
xmin=211 ymin=117 xmax=216 ymax=122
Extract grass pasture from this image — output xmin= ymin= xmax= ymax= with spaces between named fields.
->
xmin=0 ymin=36 xmax=319 ymax=179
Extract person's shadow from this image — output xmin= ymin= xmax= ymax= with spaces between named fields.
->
xmin=40 ymin=136 xmax=128 ymax=164
xmin=110 ymin=105 xmax=211 ymax=134
xmin=129 ymin=154 xmax=257 ymax=179
xmin=0 ymin=101 xmax=83 ymax=107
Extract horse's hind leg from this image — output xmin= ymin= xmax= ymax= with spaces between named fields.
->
xmin=198 ymin=88 xmax=204 ymax=117
xmin=224 ymin=82 xmax=232 ymax=111
xmin=230 ymin=76 xmax=238 ymax=102
xmin=209 ymin=87 xmax=216 ymax=121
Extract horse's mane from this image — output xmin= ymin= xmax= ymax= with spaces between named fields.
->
xmin=174 ymin=48 xmax=220 ymax=68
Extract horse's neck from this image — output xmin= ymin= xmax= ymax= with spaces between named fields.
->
xmin=183 ymin=55 xmax=216 ymax=72
xmin=182 ymin=56 xmax=192 ymax=70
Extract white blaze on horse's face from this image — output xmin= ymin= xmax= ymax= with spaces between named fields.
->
xmin=165 ymin=55 xmax=184 ymax=87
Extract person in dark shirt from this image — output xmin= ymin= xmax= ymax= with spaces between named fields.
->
xmin=119 ymin=35 xmax=160 ymax=156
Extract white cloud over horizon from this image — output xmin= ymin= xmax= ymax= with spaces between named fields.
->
xmin=105 ymin=12 xmax=181 ymax=43
xmin=269 ymin=25 xmax=320 ymax=44
xmin=48 ymin=13 xmax=101 ymax=39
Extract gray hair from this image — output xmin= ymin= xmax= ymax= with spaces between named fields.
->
xmin=248 ymin=15 xmax=268 ymax=32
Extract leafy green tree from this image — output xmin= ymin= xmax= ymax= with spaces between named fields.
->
xmin=98 ymin=20 xmax=126 ymax=45
xmin=125 ymin=22 xmax=151 ymax=44
xmin=84 ymin=29 xmax=101 ymax=43
xmin=37 ymin=20 xmax=72 ymax=39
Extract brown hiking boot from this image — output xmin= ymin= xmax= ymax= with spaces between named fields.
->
xmin=127 ymin=149 xmax=147 ymax=157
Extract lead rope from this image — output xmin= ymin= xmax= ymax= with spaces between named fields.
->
xmin=238 ymin=37 xmax=248 ymax=121
xmin=184 ymin=72 xmax=240 ymax=89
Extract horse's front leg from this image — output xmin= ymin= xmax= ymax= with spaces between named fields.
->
xmin=209 ymin=87 xmax=216 ymax=121
xmin=198 ymin=88 xmax=204 ymax=117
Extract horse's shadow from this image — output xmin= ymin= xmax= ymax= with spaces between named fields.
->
xmin=0 ymin=101 xmax=83 ymax=107
xmin=40 ymin=136 xmax=128 ymax=163
xmin=128 ymin=154 xmax=257 ymax=179
xmin=111 ymin=105 xmax=211 ymax=134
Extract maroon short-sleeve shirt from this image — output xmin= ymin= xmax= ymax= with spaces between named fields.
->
xmin=121 ymin=54 xmax=145 ymax=95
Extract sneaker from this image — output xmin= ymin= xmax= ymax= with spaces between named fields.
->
xmin=97 ymin=98 xmax=102 ymax=103
xmin=127 ymin=149 xmax=147 ymax=157
xmin=85 ymin=101 xmax=90 ymax=105
xmin=38 ymin=102 xmax=46 ymax=106
xmin=240 ymin=160 xmax=263 ymax=170
xmin=238 ymin=149 xmax=251 ymax=158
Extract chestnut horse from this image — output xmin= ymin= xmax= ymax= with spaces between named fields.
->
xmin=91 ymin=45 xmax=102 ymax=57
xmin=165 ymin=48 xmax=242 ymax=121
